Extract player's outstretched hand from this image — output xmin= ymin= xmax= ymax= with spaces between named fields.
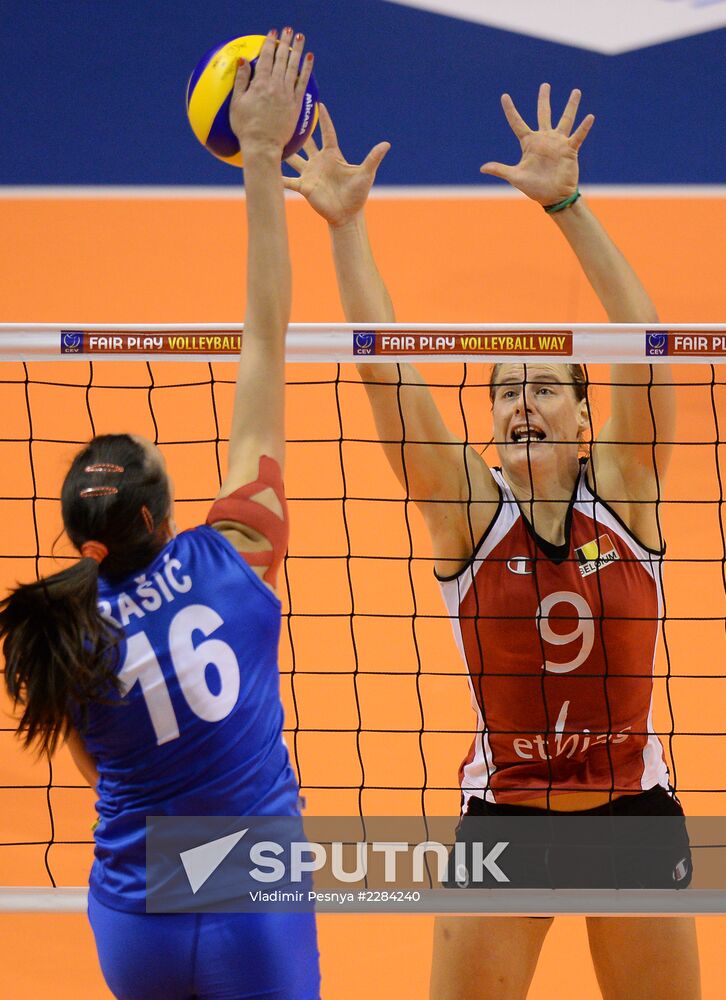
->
xmin=481 ymin=83 xmax=595 ymax=206
xmin=229 ymin=28 xmax=314 ymax=158
xmin=284 ymin=103 xmax=391 ymax=227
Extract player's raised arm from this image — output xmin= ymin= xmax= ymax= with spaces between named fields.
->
xmin=482 ymin=83 xmax=675 ymax=482
xmin=208 ymin=29 xmax=313 ymax=584
xmin=286 ymin=104 xmax=497 ymax=563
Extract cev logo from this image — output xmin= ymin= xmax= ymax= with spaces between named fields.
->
xmin=386 ymin=0 xmax=726 ymax=54
xmin=353 ymin=333 xmax=375 ymax=355
xmin=646 ymin=333 xmax=668 ymax=356
xmin=61 ymin=331 xmax=82 ymax=353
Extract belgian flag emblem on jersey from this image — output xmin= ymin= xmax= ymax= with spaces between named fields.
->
xmin=575 ymin=533 xmax=620 ymax=577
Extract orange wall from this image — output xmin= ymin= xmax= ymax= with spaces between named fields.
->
xmin=0 ymin=194 xmax=724 ymax=999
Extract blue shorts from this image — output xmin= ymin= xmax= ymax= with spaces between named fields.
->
xmin=88 ymin=893 xmax=321 ymax=1000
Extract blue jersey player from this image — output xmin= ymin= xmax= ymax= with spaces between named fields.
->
xmin=0 ymin=29 xmax=321 ymax=1000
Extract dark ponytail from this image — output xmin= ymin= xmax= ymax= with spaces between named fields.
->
xmin=0 ymin=434 xmax=171 ymax=755
xmin=1 ymin=560 xmax=121 ymax=755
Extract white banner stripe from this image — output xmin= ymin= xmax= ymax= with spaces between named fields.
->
xmin=2 ymin=324 xmax=726 ymax=364
xmin=0 ymin=185 xmax=724 ymax=200
xmin=0 ymin=888 xmax=88 ymax=912
xmin=1 ymin=886 xmax=726 ymax=914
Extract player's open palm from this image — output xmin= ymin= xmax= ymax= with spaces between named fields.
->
xmin=230 ymin=29 xmax=313 ymax=155
xmin=482 ymin=83 xmax=595 ymax=206
xmin=284 ymin=103 xmax=390 ymax=227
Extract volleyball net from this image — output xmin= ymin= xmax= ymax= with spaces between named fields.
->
xmin=1 ymin=323 xmax=725 ymax=913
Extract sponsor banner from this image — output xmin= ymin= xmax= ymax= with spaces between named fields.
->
xmin=60 ymin=330 xmax=242 ymax=355
xmin=145 ymin=814 xmax=726 ymax=913
xmin=645 ymin=331 xmax=726 ymax=357
xmin=40 ymin=327 xmax=726 ymax=360
xmin=353 ymin=331 xmax=573 ymax=357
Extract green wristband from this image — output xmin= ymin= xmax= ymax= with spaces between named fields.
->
xmin=544 ymin=190 xmax=581 ymax=215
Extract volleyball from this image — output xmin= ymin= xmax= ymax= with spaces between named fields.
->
xmin=186 ymin=34 xmax=319 ymax=166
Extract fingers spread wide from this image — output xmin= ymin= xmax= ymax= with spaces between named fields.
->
xmin=303 ymin=135 xmax=319 ymax=158
xmin=363 ymin=141 xmax=391 ymax=174
xmin=557 ymin=88 xmax=582 ymax=135
xmin=318 ymin=103 xmax=339 ymax=149
xmin=569 ymin=112 xmax=595 ymax=150
xmin=285 ymin=152 xmax=306 ymax=174
xmin=537 ymin=82 xmax=552 ymax=130
xmin=480 ymin=160 xmax=515 ymax=181
xmin=501 ymin=93 xmax=531 ymax=140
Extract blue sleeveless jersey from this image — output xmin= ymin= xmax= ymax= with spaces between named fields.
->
xmin=82 ymin=525 xmax=300 ymax=913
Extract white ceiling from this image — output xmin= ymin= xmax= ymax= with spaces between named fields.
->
xmin=384 ymin=0 xmax=726 ymax=54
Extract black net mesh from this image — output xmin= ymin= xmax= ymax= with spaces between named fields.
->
xmin=0 ymin=359 xmax=724 ymax=888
